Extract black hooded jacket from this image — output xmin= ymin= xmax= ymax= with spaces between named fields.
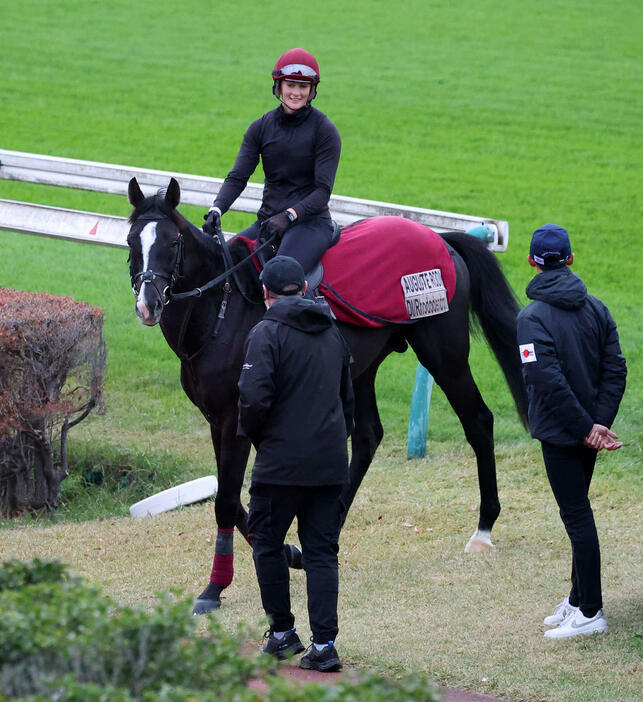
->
xmin=238 ymin=296 xmax=354 ymax=485
xmin=516 ymin=267 xmax=626 ymax=446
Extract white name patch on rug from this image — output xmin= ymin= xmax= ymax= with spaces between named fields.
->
xmin=519 ymin=343 xmax=537 ymax=363
xmin=401 ymin=269 xmax=449 ymax=319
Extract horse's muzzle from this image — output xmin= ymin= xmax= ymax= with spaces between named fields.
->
xmin=135 ymin=299 xmax=161 ymax=326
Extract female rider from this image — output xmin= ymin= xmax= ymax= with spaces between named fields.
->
xmin=203 ymin=48 xmax=341 ymax=274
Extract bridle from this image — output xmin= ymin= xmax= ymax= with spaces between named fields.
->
xmin=130 ymin=229 xmax=184 ymax=307
xmin=128 ymin=204 xmax=278 ymax=356
xmin=129 ymin=197 xmax=186 ymax=307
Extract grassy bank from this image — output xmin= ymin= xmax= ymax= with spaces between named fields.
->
xmin=1 ymin=440 xmax=640 ymax=702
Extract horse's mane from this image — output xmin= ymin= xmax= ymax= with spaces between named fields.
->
xmin=128 ymin=194 xmax=222 ymax=259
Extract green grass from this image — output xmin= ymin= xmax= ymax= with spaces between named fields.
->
xmin=1 ymin=1 xmax=642 ymax=700
xmin=1 ymin=442 xmax=641 ymax=702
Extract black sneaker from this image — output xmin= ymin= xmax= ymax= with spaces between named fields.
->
xmin=261 ymin=628 xmax=305 ymax=660
xmin=299 ymin=642 xmax=342 ymax=672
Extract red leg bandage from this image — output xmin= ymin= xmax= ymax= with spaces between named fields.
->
xmin=210 ymin=528 xmax=234 ymax=587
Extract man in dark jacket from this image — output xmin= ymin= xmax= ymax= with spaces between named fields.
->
xmin=517 ymin=223 xmax=626 ymax=639
xmin=238 ymin=255 xmax=354 ymax=671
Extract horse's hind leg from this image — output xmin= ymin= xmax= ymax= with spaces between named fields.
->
xmin=406 ymin=326 xmax=499 ymax=552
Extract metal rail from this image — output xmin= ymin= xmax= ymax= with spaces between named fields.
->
xmin=0 ymin=149 xmax=512 ymax=459
xmin=0 ymin=199 xmax=128 ymax=248
xmin=0 ymin=149 xmax=508 ymax=250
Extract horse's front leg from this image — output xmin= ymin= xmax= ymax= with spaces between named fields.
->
xmin=192 ymin=420 xmax=251 ymax=614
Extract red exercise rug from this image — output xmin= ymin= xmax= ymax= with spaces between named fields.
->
xmin=237 ymin=216 xmax=456 ymax=328
xmin=318 ymin=216 xmax=456 ymax=327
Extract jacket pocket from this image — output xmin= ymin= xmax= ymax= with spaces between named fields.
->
xmin=248 ymin=495 xmax=272 ymax=541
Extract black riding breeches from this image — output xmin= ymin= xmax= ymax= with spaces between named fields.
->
xmin=236 ymin=214 xmax=334 ymax=275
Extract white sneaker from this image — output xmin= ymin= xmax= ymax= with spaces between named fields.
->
xmin=543 ymin=597 xmax=578 ymax=626
xmin=544 ymin=609 xmax=608 ymax=639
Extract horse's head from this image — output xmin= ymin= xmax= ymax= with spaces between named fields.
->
xmin=127 ymin=177 xmax=184 ymax=326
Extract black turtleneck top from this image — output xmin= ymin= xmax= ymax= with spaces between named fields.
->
xmin=213 ymin=105 xmax=341 ymax=221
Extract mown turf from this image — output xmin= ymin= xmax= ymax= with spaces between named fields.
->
xmin=1 ymin=2 xmax=641 ymax=700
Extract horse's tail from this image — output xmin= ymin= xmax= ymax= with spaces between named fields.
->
xmin=442 ymin=231 xmax=529 ymax=428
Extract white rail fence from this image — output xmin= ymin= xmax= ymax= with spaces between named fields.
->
xmin=0 ymin=149 xmax=508 ymax=250
xmin=0 ymin=149 xmax=510 ymax=459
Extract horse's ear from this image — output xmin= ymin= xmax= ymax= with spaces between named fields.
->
xmin=166 ymin=178 xmax=181 ymax=209
xmin=128 ymin=177 xmax=145 ymax=206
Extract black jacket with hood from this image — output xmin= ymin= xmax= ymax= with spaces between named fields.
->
xmin=238 ymin=296 xmax=354 ymax=485
xmin=516 ymin=267 xmax=626 ymax=446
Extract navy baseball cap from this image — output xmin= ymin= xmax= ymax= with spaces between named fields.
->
xmin=260 ymin=255 xmax=305 ymax=295
xmin=529 ymin=223 xmax=572 ymax=268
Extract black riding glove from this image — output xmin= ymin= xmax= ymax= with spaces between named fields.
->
xmin=203 ymin=206 xmax=222 ymax=236
xmin=263 ymin=210 xmax=295 ymax=240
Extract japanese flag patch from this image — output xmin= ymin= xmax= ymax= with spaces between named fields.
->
xmin=519 ymin=343 xmax=537 ymax=363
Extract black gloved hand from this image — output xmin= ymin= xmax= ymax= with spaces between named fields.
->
xmin=263 ymin=210 xmax=294 ymax=240
xmin=203 ymin=207 xmax=222 ymax=236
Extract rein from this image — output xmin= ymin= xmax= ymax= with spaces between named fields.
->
xmin=169 ymin=226 xmax=276 ymax=303
xmin=131 ymin=208 xmax=275 ymax=362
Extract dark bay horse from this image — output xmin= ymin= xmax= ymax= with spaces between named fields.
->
xmin=126 ymin=177 xmax=527 ymax=613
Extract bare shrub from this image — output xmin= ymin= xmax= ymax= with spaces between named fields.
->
xmin=0 ymin=288 xmax=106 ymax=516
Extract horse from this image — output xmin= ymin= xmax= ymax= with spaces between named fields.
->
xmin=126 ymin=177 xmax=528 ymax=614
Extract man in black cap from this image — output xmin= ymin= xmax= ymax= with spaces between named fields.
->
xmin=238 ymin=255 xmax=354 ymax=671
xmin=517 ymin=224 xmax=626 ymax=639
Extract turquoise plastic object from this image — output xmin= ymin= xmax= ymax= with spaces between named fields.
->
xmin=466 ymin=224 xmax=494 ymax=242
xmin=407 ymin=364 xmax=434 ymax=459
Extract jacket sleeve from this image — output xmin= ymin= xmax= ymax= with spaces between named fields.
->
xmin=291 ymin=117 xmax=341 ymax=220
xmin=590 ymin=300 xmax=627 ymax=427
xmin=517 ymin=313 xmax=594 ymax=441
xmin=237 ymin=322 xmax=278 ymax=445
xmin=213 ymin=120 xmax=261 ymax=214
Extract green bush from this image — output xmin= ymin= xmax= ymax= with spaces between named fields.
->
xmin=0 ymin=559 xmax=439 ymax=701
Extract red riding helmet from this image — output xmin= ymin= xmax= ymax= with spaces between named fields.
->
xmin=272 ymin=48 xmax=320 ymax=101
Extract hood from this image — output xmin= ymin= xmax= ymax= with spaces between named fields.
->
xmin=264 ymin=296 xmax=335 ymax=333
xmin=526 ymin=267 xmax=588 ymax=310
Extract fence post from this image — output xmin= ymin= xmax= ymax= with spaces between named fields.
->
xmin=407 ymin=364 xmax=434 ymax=459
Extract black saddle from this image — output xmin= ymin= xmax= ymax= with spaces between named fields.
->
xmin=257 ymin=221 xmax=341 ymax=291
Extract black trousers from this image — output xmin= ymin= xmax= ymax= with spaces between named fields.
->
xmin=541 ymin=441 xmax=601 ymax=616
xmin=248 ymin=482 xmax=343 ymax=644
xmin=237 ymin=214 xmax=333 ymax=274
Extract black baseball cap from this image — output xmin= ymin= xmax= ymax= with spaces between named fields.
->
xmin=529 ymin=223 xmax=572 ymax=268
xmin=260 ymin=255 xmax=305 ymax=295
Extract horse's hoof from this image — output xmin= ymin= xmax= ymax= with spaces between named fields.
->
xmin=192 ymin=598 xmax=221 ymax=615
xmin=192 ymin=582 xmax=223 ymax=614
xmin=464 ymin=529 xmax=494 ymax=553
xmin=285 ymin=544 xmax=303 ymax=569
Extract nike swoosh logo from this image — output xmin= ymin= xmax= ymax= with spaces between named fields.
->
xmin=571 ymin=617 xmax=598 ymax=628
